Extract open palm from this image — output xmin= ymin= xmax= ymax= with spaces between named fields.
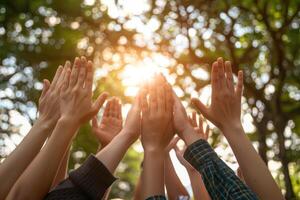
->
xmin=92 ymin=98 xmax=122 ymax=147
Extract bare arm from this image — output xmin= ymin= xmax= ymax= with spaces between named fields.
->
xmin=133 ymin=172 xmax=143 ymax=200
xmin=0 ymin=65 xmax=65 ymax=199
xmin=192 ymin=58 xmax=284 ymax=200
xmin=165 ymin=138 xmax=189 ymax=199
xmin=6 ymin=57 xmax=108 ymax=200
xmin=187 ymin=166 xmax=211 ymax=200
xmin=141 ymin=75 xmax=174 ymax=199
xmin=96 ymin=90 xmax=141 ymax=174
xmin=51 ymin=146 xmax=70 ymax=188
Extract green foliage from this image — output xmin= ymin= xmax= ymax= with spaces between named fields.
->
xmin=1 ymin=0 xmax=300 ymax=199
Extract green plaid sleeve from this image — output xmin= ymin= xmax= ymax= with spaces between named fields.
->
xmin=184 ymin=139 xmax=259 ymax=200
xmin=145 ymin=195 xmax=166 ymax=200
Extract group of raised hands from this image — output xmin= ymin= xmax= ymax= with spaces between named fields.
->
xmin=0 ymin=57 xmax=284 ymax=200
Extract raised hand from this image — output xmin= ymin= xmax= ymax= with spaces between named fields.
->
xmin=92 ymin=98 xmax=122 ymax=147
xmin=172 ymin=91 xmax=200 ymax=145
xmin=141 ymin=75 xmax=174 ymax=152
xmin=0 ymin=64 xmax=66 ymax=199
xmin=191 ymin=58 xmax=284 ymax=200
xmin=95 ymin=89 xmax=144 ymax=174
xmin=191 ymin=57 xmax=243 ymax=133
xmin=188 ymin=111 xmax=209 ymax=140
xmin=141 ymin=74 xmax=174 ymax=199
xmin=60 ymin=57 xmax=108 ymax=125
xmin=38 ymin=63 xmax=66 ymax=125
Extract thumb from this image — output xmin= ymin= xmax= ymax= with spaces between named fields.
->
xmin=92 ymin=92 xmax=109 ymax=115
xmin=40 ymin=79 xmax=50 ymax=98
xmin=191 ymin=98 xmax=210 ymax=119
xmin=91 ymin=116 xmax=99 ymax=129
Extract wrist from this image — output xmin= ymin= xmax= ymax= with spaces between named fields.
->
xmin=144 ymin=146 xmax=165 ymax=155
xmin=57 ymin=116 xmax=81 ymax=131
xmin=181 ymin=125 xmax=201 ymax=146
xmin=118 ymin=129 xmax=137 ymax=146
xmin=36 ymin=116 xmax=56 ymax=129
xmin=121 ymin=128 xmax=139 ymax=143
xmin=221 ymin=122 xmax=244 ymax=138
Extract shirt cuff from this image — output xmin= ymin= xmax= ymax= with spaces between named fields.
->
xmin=145 ymin=195 xmax=166 ymax=200
xmin=183 ymin=139 xmax=218 ymax=171
xmin=69 ymin=154 xmax=116 ymax=200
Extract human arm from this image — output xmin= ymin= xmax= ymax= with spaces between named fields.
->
xmin=0 ymin=64 xmax=65 ymax=199
xmin=173 ymin=112 xmax=211 ymax=200
xmin=92 ymin=97 xmax=123 ymax=149
xmin=191 ymin=58 xmax=284 ymax=200
xmin=141 ymin=75 xmax=174 ymax=199
xmin=6 ymin=57 xmax=108 ymax=200
xmin=51 ymin=146 xmax=70 ymax=188
xmin=92 ymin=98 xmax=123 ymax=200
xmin=172 ymin=87 xmax=258 ymax=200
xmin=164 ymin=137 xmax=190 ymax=200
xmin=133 ymin=172 xmax=143 ymax=200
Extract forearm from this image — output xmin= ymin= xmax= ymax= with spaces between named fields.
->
xmin=165 ymin=155 xmax=189 ymax=199
xmin=142 ymin=150 xmax=165 ymax=199
xmin=0 ymin=118 xmax=55 ymax=199
xmin=96 ymin=130 xmax=135 ymax=173
xmin=133 ymin=174 xmax=142 ymax=200
xmin=187 ymin=169 xmax=211 ymax=200
xmin=184 ymin=139 xmax=258 ymax=200
xmin=51 ymin=145 xmax=71 ymax=188
xmin=6 ymin=117 xmax=77 ymax=200
xmin=223 ymin=124 xmax=284 ymax=200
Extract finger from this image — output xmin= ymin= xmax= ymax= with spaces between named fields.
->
xmin=191 ymin=98 xmax=210 ymax=119
xmin=170 ymin=136 xmax=180 ymax=147
xmin=149 ymin=82 xmax=158 ymax=115
xmin=225 ymin=61 xmax=234 ymax=93
xmin=56 ymin=64 xmax=67 ymax=89
xmin=166 ymin=136 xmax=180 ymax=151
xmin=141 ymin=88 xmax=149 ymax=116
xmin=91 ymin=92 xmax=109 ymax=115
xmin=235 ymin=70 xmax=244 ymax=99
xmin=157 ymin=77 xmax=165 ymax=113
xmin=92 ymin=116 xmax=99 ymax=129
xmin=204 ymin=124 xmax=210 ymax=140
xmin=217 ymin=57 xmax=226 ymax=89
xmin=199 ymin=115 xmax=204 ymax=133
xmin=192 ymin=111 xmax=197 ymax=126
xmin=117 ymin=99 xmax=122 ymax=120
xmin=69 ymin=57 xmax=81 ymax=87
xmin=61 ymin=67 xmax=71 ymax=91
xmin=103 ymin=100 xmax=111 ymax=117
xmin=188 ymin=116 xmax=194 ymax=126
xmin=84 ymin=60 xmax=94 ymax=93
xmin=165 ymin=84 xmax=173 ymax=114
xmin=76 ymin=58 xmax=87 ymax=88
xmin=111 ymin=98 xmax=118 ymax=118
xmin=40 ymin=79 xmax=50 ymax=98
xmin=211 ymin=61 xmax=219 ymax=98
xmin=50 ymin=65 xmax=63 ymax=89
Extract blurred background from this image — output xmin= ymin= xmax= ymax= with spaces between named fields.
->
xmin=0 ymin=0 xmax=299 ymax=199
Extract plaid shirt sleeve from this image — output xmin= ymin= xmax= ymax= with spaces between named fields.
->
xmin=184 ymin=139 xmax=259 ymax=200
xmin=145 ymin=195 xmax=166 ymax=200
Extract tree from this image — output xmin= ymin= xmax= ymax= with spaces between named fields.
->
xmin=1 ymin=0 xmax=299 ymax=199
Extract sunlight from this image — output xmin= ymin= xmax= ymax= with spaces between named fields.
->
xmin=120 ymin=56 xmax=168 ymax=97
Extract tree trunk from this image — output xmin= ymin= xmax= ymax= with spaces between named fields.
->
xmin=276 ymin=123 xmax=295 ymax=200
xmin=257 ymin=127 xmax=268 ymax=164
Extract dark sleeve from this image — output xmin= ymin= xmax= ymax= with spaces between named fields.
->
xmin=45 ymin=155 xmax=116 ymax=200
xmin=145 ymin=195 xmax=166 ymax=200
xmin=184 ymin=139 xmax=259 ymax=200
